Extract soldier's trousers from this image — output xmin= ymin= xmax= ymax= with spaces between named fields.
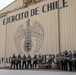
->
xmin=61 ymin=60 xmax=64 ymax=70
xmin=16 ymin=60 xmax=21 ymax=69
xmin=68 ymin=61 xmax=73 ymax=71
xmin=64 ymin=60 xmax=68 ymax=71
xmin=73 ymin=61 xmax=76 ymax=70
xmin=33 ymin=61 xmax=37 ymax=68
xmin=75 ymin=62 xmax=76 ymax=70
xmin=11 ymin=61 xmax=15 ymax=69
xmin=22 ymin=61 xmax=26 ymax=69
xmin=27 ymin=61 xmax=32 ymax=69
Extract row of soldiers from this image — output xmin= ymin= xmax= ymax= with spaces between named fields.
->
xmin=10 ymin=54 xmax=42 ymax=69
xmin=10 ymin=53 xmax=54 ymax=70
xmin=56 ymin=50 xmax=76 ymax=71
xmin=10 ymin=50 xmax=76 ymax=71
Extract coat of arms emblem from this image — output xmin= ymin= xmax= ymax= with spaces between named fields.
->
xmin=14 ymin=19 xmax=44 ymax=54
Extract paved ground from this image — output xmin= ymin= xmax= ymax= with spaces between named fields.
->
xmin=0 ymin=70 xmax=75 ymax=75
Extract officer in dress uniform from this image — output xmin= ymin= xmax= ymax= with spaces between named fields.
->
xmin=22 ymin=54 xmax=27 ymax=69
xmin=73 ymin=50 xmax=76 ymax=71
xmin=10 ymin=53 xmax=16 ymax=69
xmin=33 ymin=54 xmax=38 ymax=68
xmin=68 ymin=51 xmax=73 ymax=71
xmin=27 ymin=54 xmax=32 ymax=69
xmin=16 ymin=54 xmax=21 ymax=69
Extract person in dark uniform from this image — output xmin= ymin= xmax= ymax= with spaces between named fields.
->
xmin=22 ymin=54 xmax=27 ymax=69
xmin=61 ymin=51 xmax=65 ymax=70
xmin=73 ymin=50 xmax=76 ymax=71
xmin=16 ymin=54 xmax=21 ymax=69
xmin=68 ymin=51 xmax=73 ymax=71
xmin=27 ymin=54 xmax=32 ymax=69
xmin=10 ymin=53 xmax=16 ymax=69
xmin=33 ymin=54 xmax=38 ymax=68
xmin=63 ymin=50 xmax=68 ymax=71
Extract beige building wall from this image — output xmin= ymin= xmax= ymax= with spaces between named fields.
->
xmin=0 ymin=0 xmax=76 ymax=67
xmin=4 ymin=0 xmax=59 ymax=57
xmin=0 ymin=16 xmax=7 ymax=67
xmin=59 ymin=0 xmax=76 ymax=52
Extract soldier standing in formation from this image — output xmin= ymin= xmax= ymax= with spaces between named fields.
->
xmin=38 ymin=54 xmax=42 ymax=68
xmin=48 ymin=54 xmax=52 ymax=69
xmin=38 ymin=54 xmax=42 ymax=64
xmin=16 ymin=54 xmax=21 ymax=69
xmin=22 ymin=54 xmax=27 ymax=69
xmin=68 ymin=51 xmax=73 ymax=71
xmin=63 ymin=50 xmax=68 ymax=71
xmin=33 ymin=54 xmax=38 ymax=68
xmin=27 ymin=54 xmax=32 ymax=69
xmin=10 ymin=54 xmax=16 ymax=69
xmin=56 ymin=52 xmax=63 ymax=70
xmin=73 ymin=50 xmax=76 ymax=70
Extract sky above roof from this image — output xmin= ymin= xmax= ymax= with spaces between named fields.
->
xmin=0 ymin=0 xmax=15 ymax=11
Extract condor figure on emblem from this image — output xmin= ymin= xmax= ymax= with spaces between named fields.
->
xmin=14 ymin=19 xmax=44 ymax=54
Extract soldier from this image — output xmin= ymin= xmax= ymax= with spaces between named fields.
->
xmin=10 ymin=53 xmax=16 ymax=69
xmin=56 ymin=52 xmax=63 ymax=70
xmin=48 ymin=54 xmax=52 ymax=69
xmin=33 ymin=54 xmax=38 ymax=68
xmin=61 ymin=51 xmax=65 ymax=70
xmin=48 ymin=54 xmax=55 ymax=69
xmin=27 ymin=54 xmax=32 ymax=69
xmin=68 ymin=51 xmax=73 ymax=71
xmin=16 ymin=54 xmax=21 ymax=69
xmin=38 ymin=54 xmax=42 ymax=68
xmin=73 ymin=50 xmax=76 ymax=71
xmin=22 ymin=54 xmax=27 ymax=69
xmin=38 ymin=54 xmax=42 ymax=64
xmin=63 ymin=50 xmax=68 ymax=71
